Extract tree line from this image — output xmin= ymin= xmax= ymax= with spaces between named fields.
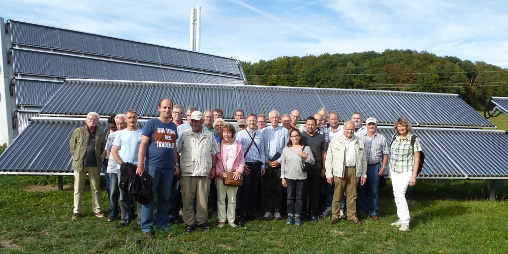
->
xmin=241 ymin=49 xmax=508 ymax=109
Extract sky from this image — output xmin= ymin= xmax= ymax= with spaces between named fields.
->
xmin=1 ymin=0 xmax=507 ymax=68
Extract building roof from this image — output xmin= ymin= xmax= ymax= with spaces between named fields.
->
xmin=40 ymin=79 xmax=494 ymax=128
xmin=491 ymin=97 xmax=508 ymax=116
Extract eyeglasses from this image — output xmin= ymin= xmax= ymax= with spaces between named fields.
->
xmin=173 ymin=112 xmax=183 ymax=114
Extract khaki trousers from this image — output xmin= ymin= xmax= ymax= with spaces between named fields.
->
xmin=331 ymin=166 xmax=358 ymax=220
xmin=180 ymin=176 xmax=210 ymax=226
xmin=73 ymin=166 xmax=101 ymax=214
xmin=215 ymin=179 xmax=238 ymax=223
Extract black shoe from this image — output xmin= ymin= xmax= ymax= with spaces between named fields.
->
xmin=115 ymin=222 xmax=128 ymax=229
xmin=144 ymin=231 xmax=155 ymax=239
xmin=237 ymin=217 xmax=246 ymax=227
xmin=185 ymin=225 xmax=195 ymax=233
xmin=108 ymin=216 xmax=117 ymax=222
xmin=197 ymin=222 xmax=210 ymax=230
xmin=310 ymin=215 xmax=318 ymax=221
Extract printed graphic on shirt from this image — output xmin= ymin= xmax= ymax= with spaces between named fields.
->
xmin=155 ymin=128 xmax=176 ymax=149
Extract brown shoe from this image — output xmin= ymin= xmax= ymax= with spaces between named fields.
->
xmin=370 ymin=215 xmax=380 ymax=220
xmin=94 ymin=212 xmax=105 ymax=218
xmin=331 ymin=216 xmax=339 ymax=224
xmin=348 ymin=217 xmax=362 ymax=224
xmin=72 ymin=213 xmax=80 ymax=219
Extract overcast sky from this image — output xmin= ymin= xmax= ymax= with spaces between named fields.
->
xmin=2 ymin=0 xmax=507 ymax=68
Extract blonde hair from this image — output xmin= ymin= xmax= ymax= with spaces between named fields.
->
xmin=393 ymin=117 xmax=412 ymax=134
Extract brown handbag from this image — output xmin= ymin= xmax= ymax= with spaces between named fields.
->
xmin=223 ymin=172 xmax=243 ymax=186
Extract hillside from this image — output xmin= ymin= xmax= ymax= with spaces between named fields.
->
xmin=241 ymin=49 xmax=508 ymax=109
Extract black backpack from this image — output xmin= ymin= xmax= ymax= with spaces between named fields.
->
xmin=391 ymin=134 xmax=425 ymax=175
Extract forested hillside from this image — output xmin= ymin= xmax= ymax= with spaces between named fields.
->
xmin=241 ymin=50 xmax=508 ymax=109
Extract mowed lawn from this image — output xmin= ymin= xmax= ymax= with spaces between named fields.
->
xmin=1 ymin=175 xmax=507 ymax=253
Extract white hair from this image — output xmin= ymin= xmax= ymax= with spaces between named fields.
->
xmin=213 ymin=118 xmax=225 ymax=128
xmin=115 ymin=114 xmax=126 ymax=121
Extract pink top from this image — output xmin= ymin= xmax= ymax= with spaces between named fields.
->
xmin=215 ymin=140 xmax=245 ymax=179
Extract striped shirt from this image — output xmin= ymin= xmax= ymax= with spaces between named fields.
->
xmin=361 ymin=132 xmax=389 ymax=165
xmin=236 ymin=128 xmax=266 ymax=165
xmin=389 ymin=133 xmax=422 ymax=172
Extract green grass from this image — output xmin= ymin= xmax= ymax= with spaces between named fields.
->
xmin=486 ymin=112 xmax=508 ymax=131
xmin=1 ymin=175 xmax=508 ymax=253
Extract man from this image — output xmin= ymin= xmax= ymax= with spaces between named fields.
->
xmin=261 ymin=110 xmax=289 ymax=220
xmin=237 ymin=118 xmax=247 ymax=132
xmin=314 ymin=113 xmax=330 ymax=143
xmin=111 ymin=111 xmax=143 ymax=227
xmin=69 ymin=112 xmax=106 ymax=219
xmin=177 ymin=111 xmax=219 ymax=233
xmin=257 ymin=114 xmax=267 ymax=130
xmin=351 ymin=112 xmax=366 ymax=136
xmin=104 ymin=114 xmax=127 ymax=221
xmin=204 ymin=110 xmax=214 ymax=132
xmin=358 ymin=117 xmax=389 ymax=220
xmin=236 ymin=114 xmax=266 ymax=226
xmin=137 ymin=98 xmax=180 ymax=238
xmin=235 ymin=109 xmax=245 ymax=120
xmin=213 ymin=108 xmax=223 ymax=120
xmin=177 ymin=106 xmax=197 ymax=137
xmin=318 ymin=108 xmax=330 ymax=128
xmin=300 ymin=117 xmax=327 ymax=221
xmin=290 ymin=110 xmax=304 ymax=131
xmin=325 ymin=121 xmax=367 ymax=224
xmin=168 ymin=105 xmax=185 ymax=225
xmin=281 ymin=114 xmax=294 ymax=131
xmin=172 ymin=105 xmax=185 ymax=127
xmin=322 ymin=112 xmax=343 ymax=216
xmin=101 ymin=114 xmax=118 ymax=202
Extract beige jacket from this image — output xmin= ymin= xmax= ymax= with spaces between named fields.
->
xmin=178 ymin=129 xmax=216 ymax=177
xmin=325 ymin=134 xmax=367 ymax=179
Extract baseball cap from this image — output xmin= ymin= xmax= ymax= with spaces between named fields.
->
xmin=366 ymin=117 xmax=377 ymax=124
xmin=238 ymin=119 xmax=247 ymax=126
xmin=190 ymin=111 xmax=204 ymax=120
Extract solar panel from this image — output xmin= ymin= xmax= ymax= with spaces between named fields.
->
xmin=491 ymin=97 xmax=508 ymax=115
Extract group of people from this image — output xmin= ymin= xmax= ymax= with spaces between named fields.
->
xmin=68 ymin=99 xmax=422 ymax=238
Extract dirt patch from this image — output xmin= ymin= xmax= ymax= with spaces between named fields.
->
xmin=24 ymin=184 xmax=73 ymax=192
xmin=1 ymin=239 xmax=20 ymax=249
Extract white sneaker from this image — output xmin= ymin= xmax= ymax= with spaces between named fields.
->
xmin=274 ymin=212 xmax=282 ymax=220
xmin=339 ymin=209 xmax=347 ymax=219
xmin=263 ymin=212 xmax=273 ymax=220
xmin=390 ymin=220 xmax=402 ymax=227
xmin=399 ymin=223 xmax=410 ymax=232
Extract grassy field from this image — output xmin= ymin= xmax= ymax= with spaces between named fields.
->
xmin=485 ymin=111 xmax=508 ymax=131
xmin=1 ymin=175 xmax=507 ymax=253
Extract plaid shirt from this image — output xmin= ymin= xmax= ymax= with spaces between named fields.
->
xmin=361 ymin=132 xmax=389 ymax=165
xmin=389 ymin=133 xmax=422 ymax=172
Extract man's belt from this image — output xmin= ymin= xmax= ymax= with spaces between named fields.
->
xmin=367 ymin=162 xmax=380 ymax=166
xmin=246 ymin=161 xmax=262 ymax=165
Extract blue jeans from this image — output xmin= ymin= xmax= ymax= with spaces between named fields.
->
xmin=101 ymin=162 xmax=111 ymax=201
xmin=107 ymin=173 xmax=119 ymax=217
xmin=141 ymin=166 xmax=174 ymax=232
xmin=357 ymin=164 xmax=381 ymax=216
xmin=168 ymin=177 xmax=181 ymax=222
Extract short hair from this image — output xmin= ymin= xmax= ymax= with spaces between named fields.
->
xmin=213 ymin=108 xmax=223 ymax=114
xmin=281 ymin=114 xmax=291 ymax=119
xmin=204 ymin=110 xmax=213 ymax=114
xmin=107 ymin=114 xmax=117 ymax=125
xmin=173 ymin=105 xmax=184 ymax=111
xmin=329 ymin=112 xmax=339 ymax=119
xmin=257 ymin=114 xmax=266 ymax=119
xmin=187 ymin=106 xmax=198 ymax=112
xmin=247 ymin=114 xmax=257 ymax=119
xmin=269 ymin=110 xmax=280 ymax=118
xmin=287 ymin=129 xmax=303 ymax=147
xmin=213 ymin=118 xmax=225 ymax=128
xmin=87 ymin=112 xmax=99 ymax=119
xmin=394 ymin=117 xmax=413 ymax=134
xmin=221 ymin=124 xmax=236 ymax=138
xmin=158 ymin=98 xmax=172 ymax=107
xmin=125 ymin=110 xmax=137 ymax=116
xmin=235 ymin=109 xmax=245 ymax=114
xmin=344 ymin=120 xmax=354 ymax=128
xmin=352 ymin=112 xmax=362 ymax=117
xmin=305 ymin=116 xmax=317 ymax=124
xmin=318 ymin=108 xmax=327 ymax=115
xmin=115 ymin=114 xmax=126 ymax=121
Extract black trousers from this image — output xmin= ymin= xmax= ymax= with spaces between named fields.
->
xmin=305 ymin=167 xmax=322 ymax=216
xmin=263 ymin=166 xmax=282 ymax=213
xmin=238 ymin=162 xmax=262 ymax=218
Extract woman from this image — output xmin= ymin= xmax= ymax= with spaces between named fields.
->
xmin=280 ymin=129 xmax=314 ymax=225
xmin=215 ymin=124 xmax=244 ymax=227
xmin=389 ymin=118 xmax=422 ymax=232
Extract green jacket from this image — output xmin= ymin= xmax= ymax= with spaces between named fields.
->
xmin=69 ymin=125 xmax=106 ymax=172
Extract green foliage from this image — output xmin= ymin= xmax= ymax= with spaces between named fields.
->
xmin=1 ymin=176 xmax=508 ymax=253
xmin=242 ymin=50 xmax=508 ymax=109
xmin=0 ymin=143 xmax=6 ymax=155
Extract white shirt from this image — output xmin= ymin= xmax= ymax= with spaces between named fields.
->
xmin=345 ymin=138 xmax=356 ymax=167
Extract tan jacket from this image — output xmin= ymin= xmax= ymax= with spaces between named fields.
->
xmin=69 ymin=125 xmax=106 ymax=172
xmin=178 ymin=129 xmax=216 ymax=177
xmin=325 ymin=134 xmax=367 ymax=179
